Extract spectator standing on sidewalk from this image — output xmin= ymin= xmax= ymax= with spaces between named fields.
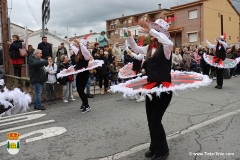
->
xmin=94 ymin=49 xmax=109 ymax=94
xmin=7 ymin=35 xmax=24 ymax=77
xmin=230 ymin=45 xmax=238 ymax=78
xmin=112 ymin=42 xmax=122 ymax=62
xmin=27 ymin=45 xmax=35 ymax=61
xmin=37 ymin=36 xmax=52 ymax=59
xmin=109 ymin=57 xmax=119 ymax=86
xmin=44 ymin=56 xmax=57 ymax=105
xmin=98 ymin=31 xmax=109 ymax=49
xmin=57 ymin=55 xmax=76 ymax=103
xmin=172 ymin=48 xmax=183 ymax=71
xmin=28 ymin=49 xmax=48 ymax=110
xmin=182 ymin=48 xmax=195 ymax=71
xmin=56 ymin=43 xmax=68 ymax=63
xmin=92 ymin=42 xmax=99 ymax=57
xmin=104 ymin=45 xmax=112 ymax=64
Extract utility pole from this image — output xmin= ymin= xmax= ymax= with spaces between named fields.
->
xmin=220 ymin=15 xmax=223 ymax=35
xmin=0 ymin=0 xmax=10 ymax=74
xmin=42 ymin=0 xmax=50 ymax=37
xmin=66 ymin=26 xmax=68 ymax=38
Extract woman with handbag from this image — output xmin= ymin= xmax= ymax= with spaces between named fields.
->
xmin=7 ymin=35 xmax=25 ymax=77
xmin=57 ymin=55 xmax=76 ymax=103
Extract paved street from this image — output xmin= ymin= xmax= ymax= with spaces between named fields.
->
xmin=0 ymin=77 xmax=240 ymax=160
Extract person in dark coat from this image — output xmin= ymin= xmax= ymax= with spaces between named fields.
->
xmin=92 ymin=42 xmax=99 ymax=57
xmin=7 ymin=35 xmax=24 ymax=77
xmin=27 ymin=45 xmax=35 ymax=64
xmin=94 ymin=49 xmax=109 ymax=94
xmin=37 ymin=36 xmax=52 ymax=59
xmin=28 ymin=49 xmax=48 ymax=110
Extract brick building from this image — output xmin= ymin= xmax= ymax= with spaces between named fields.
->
xmin=171 ymin=0 xmax=240 ymax=47
xmin=106 ymin=0 xmax=240 ymax=48
xmin=106 ymin=4 xmax=173 ymax=47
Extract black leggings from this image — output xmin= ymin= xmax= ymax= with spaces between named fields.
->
xmin=146 ymin=92 xmax=172 ymax=156
xmin=13 ymin=65 xmax=22 ymax=77
xmin=76 ymin=71 xmax=89 ymax=107
xmin=99 ymin=74 xmax=108 ymax=89
xmin=216 ymin=68 xmax=223 ymax=86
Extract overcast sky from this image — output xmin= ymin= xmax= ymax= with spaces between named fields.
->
xmin=8 ymin=0 xmax=240 ymax=38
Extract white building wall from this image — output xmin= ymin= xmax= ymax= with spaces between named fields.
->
xmin=10 ymin=24 xmax=33 ymax=38
xmin=28 ymin=33 xmax=70 ymax=57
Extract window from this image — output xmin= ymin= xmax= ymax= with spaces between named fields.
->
xmin=128 ymin=19 xmax=132 ymax=23
xmin=188 ymin=10 xmax=198 ymax=19
xmin=229 ymin=36 xmax=231 ymax=40
xmin=188 ymin=33 xmax=198 ymax=42
xmin=229 ymin=17 xmax=231 ymax=21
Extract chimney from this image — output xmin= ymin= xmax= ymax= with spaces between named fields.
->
xmin=90 ymin=30 xmax=92 ymax=33
xmin=122 ymin=14 xmax=124 ymax=17
xmin=158 ymin=4 xmax=161 ymax=10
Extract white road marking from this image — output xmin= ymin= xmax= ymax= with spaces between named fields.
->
xmin=99 ymin=108 xmax=240 ymax=160
xmin=0 ymin=127 xmax=67 ymax=147
xmin=0 ymin=120 xmax=55 ymax=134
xmin=24 ymin=127 xmax=67 ymax=143
xmin=0 ymin=114 xmax=46 ymax=126
xmin=0 ymin=111 xmax=41 ymax=119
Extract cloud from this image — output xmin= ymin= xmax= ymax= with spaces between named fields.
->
xmin=8 ymin=0 xmax=239 ymax=38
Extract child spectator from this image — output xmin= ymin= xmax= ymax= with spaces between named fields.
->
xmin=45 ymin=56 xmax=57 ymax=105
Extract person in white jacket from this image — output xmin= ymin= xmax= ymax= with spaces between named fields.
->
xmin=45 ymin=56 xmax=58 ymax=105
xmin=112 ymin=42 xmax=122 ymax=61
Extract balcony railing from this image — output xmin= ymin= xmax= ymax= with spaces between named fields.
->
xmin=107 ymin=22 xmax=140 ymax=30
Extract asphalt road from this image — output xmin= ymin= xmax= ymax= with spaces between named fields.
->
xmin=0 ymin=76 xmax=240 ymax=160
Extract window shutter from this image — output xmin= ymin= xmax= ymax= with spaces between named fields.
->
xmin=189 ymin=33 xmax=198 ymax=42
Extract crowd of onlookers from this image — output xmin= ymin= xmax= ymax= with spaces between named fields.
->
xmin=4 ymin=32 xmax=240 ymax=110
xmin=171 ymin=45 xmax=240 ymax=79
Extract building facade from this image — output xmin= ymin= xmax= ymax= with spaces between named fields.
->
xmin=171 ymin=0 xmax=240 ymax=47
xmin=106 ymin=5 xmax=173 ymax=46
xmin=106 ymin=0 xmax=240 ymax=48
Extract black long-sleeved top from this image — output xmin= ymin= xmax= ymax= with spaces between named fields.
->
xmin=37 ymin=42 xmax=52 ymax=59
xmin=9 ymin=41 xmax=22 ymax=59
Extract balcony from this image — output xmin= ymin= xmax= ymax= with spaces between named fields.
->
xmin=107 ymin=22 xmax=140 ymax=30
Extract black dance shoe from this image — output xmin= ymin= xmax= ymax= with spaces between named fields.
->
xmin=145 ymin=150 xmax=154 ymax=158
xmin=151 ymin=152 xmax=169 ymax=160
xmin=87 ymin=94 xmax=94 ymax=98
xmin=217 ymin=85 xmax=222 ymax=89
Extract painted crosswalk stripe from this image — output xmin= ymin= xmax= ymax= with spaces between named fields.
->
xmin=0 ymin=111 xmax=41 ymax=120
xmin=0 ymin=120 xmax=55 ymax=133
